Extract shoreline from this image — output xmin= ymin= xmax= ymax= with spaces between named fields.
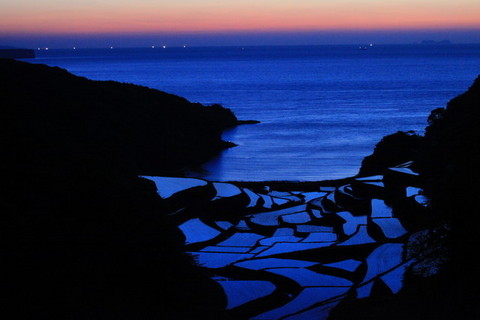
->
xmin=226 ymin=176 xmax=357 ymax=191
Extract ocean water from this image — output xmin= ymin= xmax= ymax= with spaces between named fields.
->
xmin=28 ymin=44 xmax=480 ymax=181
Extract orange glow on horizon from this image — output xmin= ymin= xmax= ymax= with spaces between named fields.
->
xmin=1 ymin=1 xmax=480 ymax=35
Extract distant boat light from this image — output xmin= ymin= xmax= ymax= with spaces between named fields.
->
xmin=151 ymin=46 xmax=155 ymax=48
xmin=163 ymin=45 xmax=167 ymax=49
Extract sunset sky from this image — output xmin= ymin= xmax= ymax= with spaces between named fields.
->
xmin=1 ymin=0 xmax=480 ymax=47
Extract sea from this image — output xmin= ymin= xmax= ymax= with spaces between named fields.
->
xmin=26 ymin=44 xmax=480 ymax=181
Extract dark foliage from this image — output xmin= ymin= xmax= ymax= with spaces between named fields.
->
xmin=418 ymin=75 xmax=480 ymax=299
xmin=1 ymin=59 xmax=234 ymax=319
xmin=331 ymin=76 xmax=480 ymax=319
xmin=358 ymin=131 xmax=425 ymax=176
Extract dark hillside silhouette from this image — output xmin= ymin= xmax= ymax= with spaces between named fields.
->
xmin=1 ymin=59 xmax=238 ymax=319
xmin=358 ymin=131 xmax=425 ymax=177
xmin=1 ymin=58 xmax=239 ymax=175
xmin=418 ymin=76 xmax=480 ymax=318
xmin=331 ymin=76 xmax=480 ymax=319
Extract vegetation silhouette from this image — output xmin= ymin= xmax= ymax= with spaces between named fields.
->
xmin=1 ymin=59 xmax=240 ymax=319
xmin=331 ymin=76 xmax=480 ymax=319
xmin=358 ymin=131 xmax=425 ymax=177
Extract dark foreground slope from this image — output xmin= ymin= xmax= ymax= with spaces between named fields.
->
xmin=1 ymin=59 xmax=237 ymax=319
xmin=330 ymin=76 xmax=480 ymax=319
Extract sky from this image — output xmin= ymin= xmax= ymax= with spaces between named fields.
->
xmin=1 ymin=0 xmax=480 ymax=48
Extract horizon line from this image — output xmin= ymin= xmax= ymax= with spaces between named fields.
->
xmin=3 ymin=28 xmax=480 ymax=49
xmin=19 ymin=42 xmax=480 ymax=51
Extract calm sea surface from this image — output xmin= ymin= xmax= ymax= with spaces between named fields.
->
xmin=28 ymin=44 xmax=480 ymax=181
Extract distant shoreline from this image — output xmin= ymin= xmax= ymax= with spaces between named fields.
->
xmin=28 ymin=42 xmax=480 ymax=51
xmin=0 ymin=48 xmax=35 ymax=59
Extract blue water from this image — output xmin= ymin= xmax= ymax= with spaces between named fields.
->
xmin=28 ymin=44 xmax=480 ymax=181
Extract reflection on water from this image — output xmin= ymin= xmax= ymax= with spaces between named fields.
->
xmin=30 ymin=45 xmax=480 ymax=181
